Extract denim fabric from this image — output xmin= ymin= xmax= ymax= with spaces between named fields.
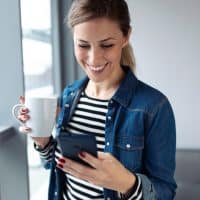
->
xmin=46 ymin=67 xmax=177 ymax=200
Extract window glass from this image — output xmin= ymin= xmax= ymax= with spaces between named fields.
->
xmin=20 ymin=0 xmax=52 ymax=199
xmin=21 ymin=0 xmax=53 ymax=96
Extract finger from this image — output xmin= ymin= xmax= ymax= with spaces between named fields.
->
xmin=78 ymin=152 xmax=99 ymax=169
xmin=56 ymin=163 xmax=93 ymax=183
xmin=19 ymin=107 xmax=29 ymax=114
xmin=60 ymin=157 xmax=94 ymax=176
xmin=56 ymin=106 xmax=60 ymax=116
xmin=17 ymin=114 xmax=30 ymax=122
xmin=97 ymin=152 xmax=112 ymax=159
xmin=97 ymin=152 xmax=116 ymax=166
xmin=56 ymin=161 xmax=95 ymax=183
xmin=19 ymin=126 xmax=32 ymax=133
xmin=20 ymin=96 xmax=25 ymax=104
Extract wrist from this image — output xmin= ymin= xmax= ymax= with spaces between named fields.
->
xmin=120 ymin=172 xmax=136 ymax=194
xmin=34 ymin=136 xmax=52 ymax=150
xmin=35 ymin=139 xmax=49 ymax=148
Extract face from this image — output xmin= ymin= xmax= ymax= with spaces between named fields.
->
xmin=73 ymin=18 xmax=130 ymax=84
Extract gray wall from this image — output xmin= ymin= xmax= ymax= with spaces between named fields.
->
xmin=127 ymin=0 xmax=200 ymax=149
xmin=0 ymin=128 xmax=29 ymax=200
xmin=0 ymin=0 xmax=24 ymax=125
xmin=0 ymin=0 xmax=29 ymax=200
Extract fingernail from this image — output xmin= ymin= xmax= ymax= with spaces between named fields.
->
xmin=58 ymin=158 xmax=66 ymax=164
xmin=79 ymin=151 xmax=86 ymax=158
xmin=22 ymin=108 xmax=29 ymax=112
xmin=57 ymin=164 xmax=63 ymax=168
xmin=25 ymin=115 xmax=30 ymax=120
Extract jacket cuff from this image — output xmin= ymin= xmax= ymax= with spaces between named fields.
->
xmin=137 ymin=173 xmax=157 ymax=199
xmin=119 ymin=174 xmax=143 ymax=200
xmin=34 ymin=135 xmax=54 ymax=152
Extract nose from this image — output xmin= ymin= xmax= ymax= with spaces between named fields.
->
xmin=87 ymin=47 xmax=103 ymax=65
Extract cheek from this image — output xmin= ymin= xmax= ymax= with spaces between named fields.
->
xmin=74 ymin=48 xmax=86 ymax=61
xmin=105 ymin=47 xmax=122 ymax=63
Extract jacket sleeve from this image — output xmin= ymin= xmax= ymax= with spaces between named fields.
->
xmin=34 ymin=136 xmax=57 ymax=169
xmin=139 ymin=97 xmax=177 ymax=199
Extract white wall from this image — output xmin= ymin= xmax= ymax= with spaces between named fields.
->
xmin=127 ymin=0 xmax=200 ymax=149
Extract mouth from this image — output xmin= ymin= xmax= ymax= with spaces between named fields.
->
xmin=86 ymin=63 xmax=109 ymax=73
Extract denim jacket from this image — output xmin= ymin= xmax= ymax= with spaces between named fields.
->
xmin=44 ymin=68 xmax=177 ymax=200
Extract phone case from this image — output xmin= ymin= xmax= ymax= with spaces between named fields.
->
xmin=57 ymin=132 xmax=97 ymax=167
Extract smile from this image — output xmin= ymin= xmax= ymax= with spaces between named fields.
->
xmin=86 ymin=63 xmax=108 ymax=72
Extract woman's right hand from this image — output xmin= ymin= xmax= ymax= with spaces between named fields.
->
xmin=18 ymin=96 xmax=51 ymax=149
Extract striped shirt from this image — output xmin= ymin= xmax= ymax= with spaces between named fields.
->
xmin=36 ymin=92 xmax=142 ymax=200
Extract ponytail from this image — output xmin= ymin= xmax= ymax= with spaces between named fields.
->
xmin=120 ymin=43 xmax=136 ymax=72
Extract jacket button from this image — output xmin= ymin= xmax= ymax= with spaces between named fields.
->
xmin=107 ymin=116 xmax=112 ymax=120
xmin=106 ymin=142 xmax=110 ymax=146
xmin=126 ymin=144 xmax=131 ymax=149
xmin=54 ymin=191 xmax=57 ymax=196
xmin=65 ymin=104 xmax=70 ymax=108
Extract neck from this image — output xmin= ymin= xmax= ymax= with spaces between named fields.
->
xmin=85 ymin=68 xmax=125 ymax=100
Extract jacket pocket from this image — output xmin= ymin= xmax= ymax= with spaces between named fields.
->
xmin=114 ymin=135 xmax=144 ymax=171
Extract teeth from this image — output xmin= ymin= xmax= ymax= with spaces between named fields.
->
xmin=91 ymin=65 xmax=104 ymax=71
xmin=87 ymin=64 xmax=107 ymax=72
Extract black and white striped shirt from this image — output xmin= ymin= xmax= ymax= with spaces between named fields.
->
xmin=36 ymin=92 xmax=142 ymax=200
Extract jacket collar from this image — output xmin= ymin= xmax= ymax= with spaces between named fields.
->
xmin=112 ymin=67 xmax=138 ymax=107
xmin=68 ymin=67 xmax=138 ymax=107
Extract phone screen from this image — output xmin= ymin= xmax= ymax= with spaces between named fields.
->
xmin=57 ymin=132 xmax=97 ymax=167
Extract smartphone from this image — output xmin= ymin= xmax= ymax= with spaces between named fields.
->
xmin=57 ymin=132 xmax=97 ymax=167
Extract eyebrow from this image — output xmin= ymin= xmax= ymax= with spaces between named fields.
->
xmin=77 ymin=37 xmax=116 ymax=43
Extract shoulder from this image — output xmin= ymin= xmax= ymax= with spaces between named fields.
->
xmin=119 ymin=68 xmax=170 ymax=112
xmin=136 ymin=80 xmax=166 ymax=101
xmin=59 ymin=77 xmax=88 ymax=106
xmin=133 ymin=80 xmax=172 ymax=114
xmin=62 ymin=76 xmax=89 ymax=95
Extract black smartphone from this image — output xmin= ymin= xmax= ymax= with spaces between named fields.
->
xmin=57 ymin=132 xmax=97 ymax=167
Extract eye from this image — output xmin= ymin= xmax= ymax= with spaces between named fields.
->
xmin=101 ymin=44 xmax=114 ymax=49
xmin=78 ymin=44 xmax=90 ymax=49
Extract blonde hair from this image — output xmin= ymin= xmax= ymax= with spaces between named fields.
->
xmin=66 ymin=0 xmax=136 ymax=71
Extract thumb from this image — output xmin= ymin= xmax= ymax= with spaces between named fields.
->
xmin=20 ymin=96 xmax=25 ymax=104
xmin=97 ymin=152 xmax=112 ymax=160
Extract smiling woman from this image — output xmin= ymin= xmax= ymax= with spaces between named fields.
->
xmin=73 ymin=18 xmax=129 ymax=99
xmin=16 ymin=0 xmax=177 ymax=200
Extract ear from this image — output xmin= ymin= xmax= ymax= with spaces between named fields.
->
xmin=122 ymin=27 xmax=132 ymax=48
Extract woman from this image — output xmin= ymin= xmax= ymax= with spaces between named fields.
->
xmin=18 ymin=0 xmax=177 ymax=199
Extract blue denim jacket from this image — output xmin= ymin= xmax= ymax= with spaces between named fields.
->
xmin=45 ymin=68 xmax=177 ymax=200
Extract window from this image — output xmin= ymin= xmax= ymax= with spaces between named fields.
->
xmin=21 ymin=0 xmax=54 ymax=96
xmin=20 ymin=0 xmax=53 ymax=199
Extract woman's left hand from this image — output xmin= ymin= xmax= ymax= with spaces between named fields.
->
xmin=56 ymin=152 xmax=136 ymax=193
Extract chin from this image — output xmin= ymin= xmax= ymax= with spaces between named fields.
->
xmin=87 ymin=75 xmax=105 ymax=83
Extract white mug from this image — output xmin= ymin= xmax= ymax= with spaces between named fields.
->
xmin=12 ymin=95 xmax=58 ymax=137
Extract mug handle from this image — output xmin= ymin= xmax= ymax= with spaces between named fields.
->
xmin=12 ymin=104 xmax=26 ymax=125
